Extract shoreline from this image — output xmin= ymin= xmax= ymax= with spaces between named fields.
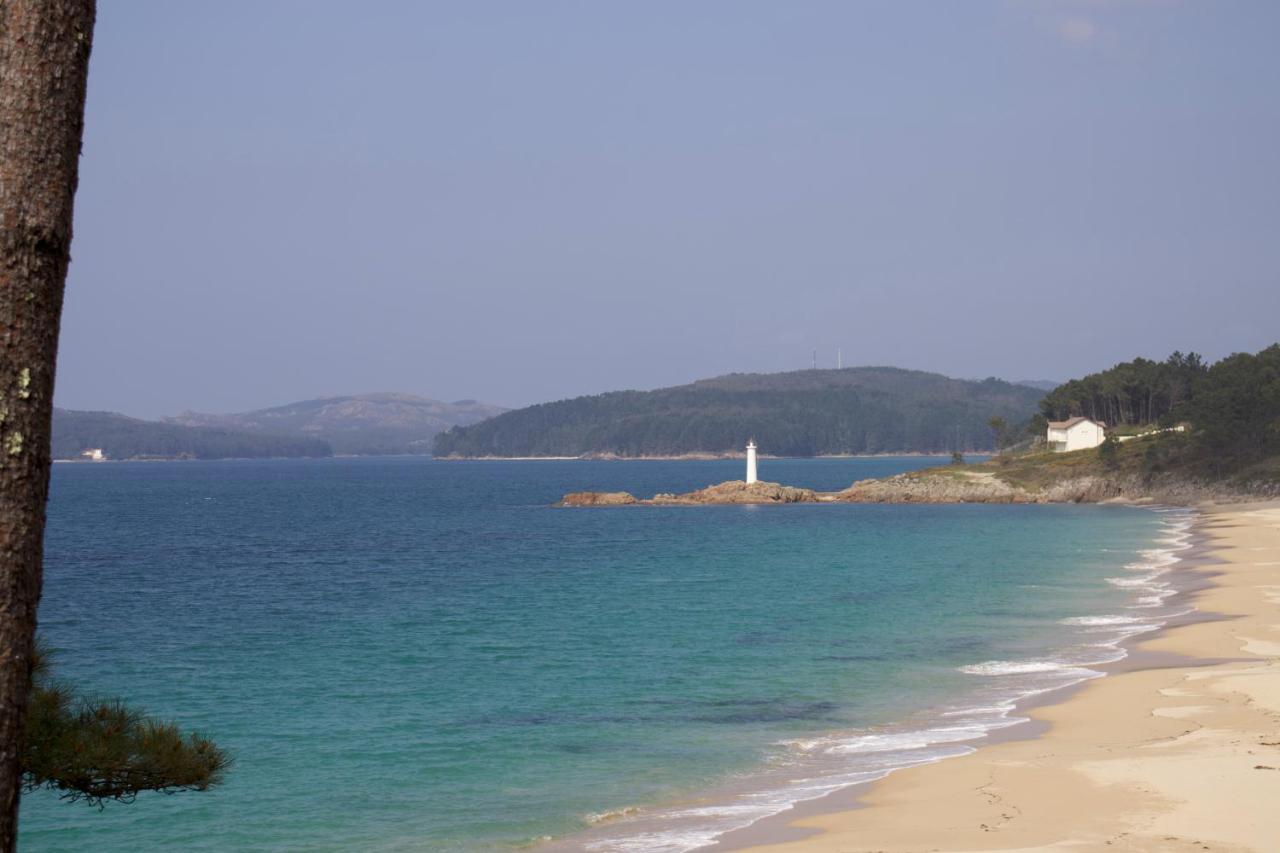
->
xmin=713 ymin=500 xmax=1280 ymax=852
xmin=702 ymin=516 xmax=1224 ymax=850
xmin=545 ymin=505 xmax=1208 ymax=851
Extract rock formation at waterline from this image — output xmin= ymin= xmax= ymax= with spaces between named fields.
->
xmin=558 ymin=468 xmax=1275 ymax=508
xmin=559 ymin=481 xmax=819 ymax=507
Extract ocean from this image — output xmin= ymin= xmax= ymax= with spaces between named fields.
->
xmin=18 ymin=457 xmax=1190 ymax=851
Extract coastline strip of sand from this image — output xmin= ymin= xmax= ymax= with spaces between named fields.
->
xmin=721 ymin=501 xmax=1280 ymax=852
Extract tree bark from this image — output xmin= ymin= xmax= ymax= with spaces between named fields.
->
xmin=0 ymin=2 xmax=95 ymax=848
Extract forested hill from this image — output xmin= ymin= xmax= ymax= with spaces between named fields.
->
xmin=52 ymin=410 xmax=332 ymax=461
xmin=1035 ymin=345 xmax=1280 ymax=479
xmin=432 ymin=368 xmax=1044 ymax=458
xmin=1038 ymin=352 xmax=1207 ymax=427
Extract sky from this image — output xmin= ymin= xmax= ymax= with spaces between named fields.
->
xmin=54 ymin=1 xmax=1280 ymax=417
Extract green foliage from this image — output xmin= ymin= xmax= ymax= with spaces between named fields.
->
xmin=950 ymin=451 xmax=965 ymax=465
xmin=433 ymin=368 xmax=1043 ymax=457
xmin=1039 ymin=351 xmax=1206 ymax=427
xmin=987 ymin=416 xmax=1010 ymax=450
xmin=1097 ymin=434 xmax=1120 ymax=471
xmin=1137 ymin=431 xmax=1188 ymax=477
xmin=1028 ymin=344 xmax=1280 ymax=483
xmin=1183 ymin=344 xmax=1280 ymax=475
xmin=52 ymin=409 xmax=332 ymax=460
xmin=22 ymin=646 xmax=229 ymax=806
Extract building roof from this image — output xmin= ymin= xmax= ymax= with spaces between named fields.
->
xmin=1047 ymin=416 xmax=1106 ymax=430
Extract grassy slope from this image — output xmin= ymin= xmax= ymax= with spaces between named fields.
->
xmin=910 ymin=432 xmax=1280 ymax=497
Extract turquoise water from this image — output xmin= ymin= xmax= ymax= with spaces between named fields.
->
xmin=18 ymin=457 xmax=1185 ymax=851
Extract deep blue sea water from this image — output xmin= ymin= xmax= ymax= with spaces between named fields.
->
xmin=18 ymin=457 xmax=1190 ymax=851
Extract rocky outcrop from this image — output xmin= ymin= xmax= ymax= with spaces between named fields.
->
xmin=837 ymin=470 xmax=1275 ymax=505
xmin=838 ymin=471 xmax=1034 ymax=503
xmin=559 ymin=481 xmax=820 ymax=507
xmin=558 ymin=469 xmax=1277 ymax=508
xmin=559 ymin=491 xmax=639 ymax=507
xmin=1037 ymin=474 xmax=1277 ymax=505
xmin=651 ymin=480 xmax=819 ymax=505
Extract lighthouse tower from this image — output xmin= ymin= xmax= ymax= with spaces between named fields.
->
xmin=746 ymin=440 xmax=758 ymax=484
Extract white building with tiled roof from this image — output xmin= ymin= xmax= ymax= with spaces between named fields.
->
xmin=1046 ymin=417 xmax=1106 ymax=452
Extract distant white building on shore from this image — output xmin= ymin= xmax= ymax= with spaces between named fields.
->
xmin=1046 ymin=417 xmax=1106 ymax=453
xmin=80 ymin=448 xmax=106 ymax=462
xmin=746 ymin=440 xmax=758 ymax=484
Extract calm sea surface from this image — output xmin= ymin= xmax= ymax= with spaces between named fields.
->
xmin=19 ymin=457 xmax=1187 ymax=851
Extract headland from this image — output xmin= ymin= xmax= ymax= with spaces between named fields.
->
xmin=558 ymin=439 xmax=1279 ymax=507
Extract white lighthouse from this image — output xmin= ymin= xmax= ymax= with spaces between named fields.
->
xmin=745 ymin=439 xmax=758 ymax=484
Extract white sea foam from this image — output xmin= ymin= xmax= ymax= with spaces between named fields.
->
xmin=1084 ymin=625 xmax=1161 ymax=644
xmin=824 ymin=726 xmax=988 ymax=754
xmin=1107 ymin=575 xmax=1159 ymax=588
xmin=960 ymin=660 xmax=1091 ymax=676
xmin=1060 ymin=614 xmax=1147 ymax=626
xmin=940 ymin=703 xmax=1015 ymax=717
xmin=584 ymin=806 xmax=643 ymax=825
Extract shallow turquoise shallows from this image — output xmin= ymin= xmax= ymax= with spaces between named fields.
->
xmin=19 ymin=457 xmax=1179 ymax=851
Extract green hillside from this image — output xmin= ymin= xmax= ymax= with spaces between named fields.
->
xmin=1034 ymin=344 xmax=1280 ymax=480
xmin=432 ymin=367 xmax=1044 ymax=458
xmin=52 ymin=410 xmax=332 ymax=461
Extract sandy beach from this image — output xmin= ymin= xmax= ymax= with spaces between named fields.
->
xmin=714 ymin=501 xmax=1280 ymax=852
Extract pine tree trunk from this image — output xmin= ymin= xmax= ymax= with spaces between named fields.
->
xmin=0 ymin=2 xmax=95 ymax=848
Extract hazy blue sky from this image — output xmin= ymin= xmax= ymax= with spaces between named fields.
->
xmin=55 ymin=1 xmax=1279 ymax=417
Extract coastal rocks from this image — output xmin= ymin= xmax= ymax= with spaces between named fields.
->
xmin=558 ymin=481 xmax=819 ymax=507
xmin=837 ymin=471 xmax=1035 ymax=504
xmin=1042 ymin=473 xmax=1278 ymax=505
xmin=839 ymin=470 xmax=1275 ymax=505
xmin=1037 ymin=476 xmax=1126 ymax=503
xmin=559 ymin=491 xmax=639 ymax=507
xmin=558 ymin=468 xmax=1278 ymax=509
xmin=652 ymin=480 xmax=819 ymax=505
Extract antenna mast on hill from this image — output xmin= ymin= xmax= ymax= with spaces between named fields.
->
xmin=812 ymin=349 xmax=817 ymax=370
xmin=838 ymin=347 xmax=842 ymax=370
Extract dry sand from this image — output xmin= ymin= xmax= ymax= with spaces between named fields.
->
xmin=723 ymin=501 xmax=1280 ymax=852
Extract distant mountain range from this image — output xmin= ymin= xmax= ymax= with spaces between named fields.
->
xmin=52 ymin=409 xmax=332 ymax=461
xmin=54 ymin=374 xmax=1060 ymax=462
xmin=165 ymin=393 xmax=507 ymax=456
xmin=53 ymin=393 xmax=508 ymax=460
xmin=433 ymin=367 xmax=1046 ymax=458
